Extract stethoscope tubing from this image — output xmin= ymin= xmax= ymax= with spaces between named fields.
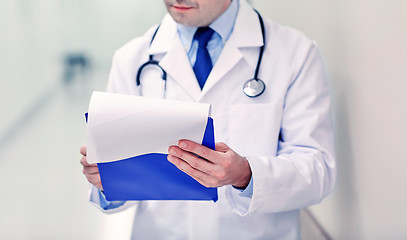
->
xmin=253 ymin=9 xmax=265 ymax=81
xmin=136 ymin=57 xmax=167 ymax=86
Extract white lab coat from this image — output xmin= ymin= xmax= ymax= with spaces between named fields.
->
xmin=91 ymin=0 xmax=336 ymax=239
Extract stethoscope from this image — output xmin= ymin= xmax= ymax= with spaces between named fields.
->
xmin=136 ymin=10 xmax=266 ymax=98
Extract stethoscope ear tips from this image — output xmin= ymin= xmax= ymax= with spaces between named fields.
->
xmin=243 ymin=78 xmax=265 ymax=97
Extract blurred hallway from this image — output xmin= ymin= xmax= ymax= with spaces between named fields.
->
xmin=0 ymin=68 xmax=135 ymax=239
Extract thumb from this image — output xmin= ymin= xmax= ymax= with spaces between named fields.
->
xmin=80 ymin=146 xmax=87 ymax=156
xmin=215 ymin=142 xmax=229 ymax=152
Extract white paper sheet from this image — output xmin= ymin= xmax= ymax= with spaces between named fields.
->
xmin=86 ymin=91 xmax=211 ymax=164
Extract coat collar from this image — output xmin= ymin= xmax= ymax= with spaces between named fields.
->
xmin=146 ymin=0 xmax=264 ymax=101
xmin=231 ymin=0 xmax=264 ymax=49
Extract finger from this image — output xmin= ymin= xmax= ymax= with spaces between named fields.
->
xmin=80 ymin=146 xmax=87 ymax=156
xmin=168 ymin=146 xmax=214 ymax=174
xmin=83 ymin=166 xmax=99 ymax=175
xmin=80 ymin=156 xmax=97 ymax=167
xmin=178 ymin=140 xmax=219 ymax=163
xmin=167 ymin=155 xmax=217 ymax=187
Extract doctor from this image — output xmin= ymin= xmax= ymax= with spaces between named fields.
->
xmin=80 ymin=0 xmax=336 ymax=239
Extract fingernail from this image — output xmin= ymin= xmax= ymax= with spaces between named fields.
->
xmin=169 ymin=149 xmax=177 ymax=156
xmin=179 ymin=142 xmax=187 ymax=149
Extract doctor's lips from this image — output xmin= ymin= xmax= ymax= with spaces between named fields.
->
xmin=171 ymin=4 xmax=195 ymax=12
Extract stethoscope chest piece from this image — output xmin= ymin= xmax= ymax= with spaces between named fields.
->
xmin=243 ymin=78 xmax=265 ymax=97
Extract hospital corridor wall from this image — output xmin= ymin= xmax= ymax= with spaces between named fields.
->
xmin=252 ymin=0 xmax=407 ymax=239
xmin=0 ymin=0 xmax=406 ymax=239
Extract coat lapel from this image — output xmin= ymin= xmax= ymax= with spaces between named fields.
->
xmin=147 ymin=15 xmax=202 ymax=101
xmin=200 ymin=0 xmax=264 ymax=98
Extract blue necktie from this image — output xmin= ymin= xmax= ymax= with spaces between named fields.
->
xmin=193 ymin=27 xmax=215 ymax=90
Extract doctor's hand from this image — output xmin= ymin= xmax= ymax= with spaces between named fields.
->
xmin=167 ymin=140 xmax=252 ymax=189
xmin=80 ymin=146 xmax=103 ymax=190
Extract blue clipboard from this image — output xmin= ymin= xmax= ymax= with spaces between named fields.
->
xmin=86 ymin=113 xmax=218 ymax=202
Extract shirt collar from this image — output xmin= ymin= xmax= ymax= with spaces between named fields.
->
xmin=177 ymin=0 xmax=239 ymax=51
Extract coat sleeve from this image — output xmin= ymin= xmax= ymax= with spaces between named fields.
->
xmin=89 ymin=185 xmax=138 ymax=214
xmin=226 ymin=43 xmax=336 ymax=216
